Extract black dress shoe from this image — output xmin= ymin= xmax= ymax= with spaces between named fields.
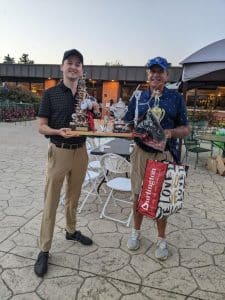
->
xmin=34 ymin=251 xmax=49 ymax=277
xmin=66 ymin=230 xmax=93 ymax=245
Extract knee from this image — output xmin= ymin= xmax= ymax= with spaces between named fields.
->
xmin=47 ymin=172 xmax=64 ymax=186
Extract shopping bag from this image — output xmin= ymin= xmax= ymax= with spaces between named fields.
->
xmin=137 ymin=159 xmax=187 ymax=219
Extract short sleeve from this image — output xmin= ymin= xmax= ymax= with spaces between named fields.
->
xmin=123 ymin=95 xmax=136 ymax=122
xmin=176 ymin=94 xmax=189 ymax=126
xmin=38 ymin=90 xmax=51 ymax=118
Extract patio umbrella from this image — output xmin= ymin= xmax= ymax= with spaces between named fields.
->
xmin=180 ymin=38 xmax=225 ymax=83
xmin=180 ymin=38 xmax=225 ymax=119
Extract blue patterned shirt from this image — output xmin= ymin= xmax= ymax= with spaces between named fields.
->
xmin=124 ymin=87 xmax=189 ymax=153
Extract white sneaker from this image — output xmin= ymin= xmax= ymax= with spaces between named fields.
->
xmin=155 ymin=238 xmax=168 ymax=260
xmin=127 ymin=229 xmax=140 ymax=250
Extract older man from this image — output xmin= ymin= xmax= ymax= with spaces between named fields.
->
xmin=124 ymin=56 xmax=189 ymax=260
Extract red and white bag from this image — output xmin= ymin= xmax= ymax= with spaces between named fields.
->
xmin=137 ymin=160 xmax=187 ymax=219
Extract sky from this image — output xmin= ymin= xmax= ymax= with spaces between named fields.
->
xmin=0 ymin=0 xmax=225 ymax=67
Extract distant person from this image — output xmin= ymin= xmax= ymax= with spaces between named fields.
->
xmin=109 ymin=99 xmax=115 ymax=116
xmin=1 ymin=82 xmax=9 ymax=98
xmin=124 ymin=56 xmax=189 ymax=260
xmin=34 ymin=49 xmax=96 ymax=277
xmin=97 ymin=100 xmax=103 ymax=115
xmin=117 ymin=97 xmax=125 ymax=105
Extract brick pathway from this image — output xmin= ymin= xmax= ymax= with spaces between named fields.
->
xmin=0 ymin=121 xmax=225 ymax=300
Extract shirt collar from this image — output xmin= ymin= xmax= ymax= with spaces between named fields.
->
xmin=59 ymin=81 xmax=71 ymax=92
xmin=148 ymin=86 xmax=168 ymax=97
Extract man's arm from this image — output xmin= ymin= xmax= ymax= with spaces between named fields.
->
xmin=123 ymin=95 xmax=136 ymax=122
xmin=164 ymin=125 xmax=190 ymax=139
xmin=164 ymin=93 xmax=190 ymax=139
xmin=38 ymin=117 xmax=71 ymax=138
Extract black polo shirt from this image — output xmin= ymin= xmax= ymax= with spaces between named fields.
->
xmin=38 ymin=82 xmax=86 ymax=145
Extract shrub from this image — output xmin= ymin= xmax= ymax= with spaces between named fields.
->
xmin=0 ymin=86 xmax=40 ymax=103
xmin=188 ymin=109 xmax=215 ymax=125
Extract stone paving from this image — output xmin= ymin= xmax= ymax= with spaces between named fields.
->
xmin=0 ymin=120 xmax=225 ymax=300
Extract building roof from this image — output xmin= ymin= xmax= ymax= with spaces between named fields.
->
xmin=0 ymin=64 xmax=182 ymax=83
xmin=180 ymin=38 xmax=225 ymax=64
xmin=180 ymin=39 xmax=225 ymax=86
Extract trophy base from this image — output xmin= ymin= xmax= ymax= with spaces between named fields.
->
xmin=113 ymin=128 xmax=131 ymax=133
xmin=113 ymin=122 xmax=131 ymax=133
xmin=69 ymin=122 xmax=89 ymax=131
xmin=75 ymin=127 xmax=89 ymax=131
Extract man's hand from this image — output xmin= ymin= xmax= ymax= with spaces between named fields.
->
xmin=164 ymin=129 xmax=172 ymax=139
xmin=60 ymin=128 xmax=80 ymax=138
xmin=164 ymin=126 xmax=190 ymax=139
xmin=38 ymin=118 xmax=80 ymax=138
xmin=58 ymin=128 xmax=72 ymax=138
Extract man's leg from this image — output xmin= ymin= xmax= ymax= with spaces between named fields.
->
xmin=127 ymin=145 xmax=146 ymax=250
xmin=34 ymin=145 xmax=71 ymax=277
xmin=127 ymin=148 xmax=166 ymax=251
xmin=64 ymin=146 xmax=88 ymax=233
xmin=155 ymin=217 xmax=168 ymax=260
xmin=40 ymin=145 xmax=71 ymax=251
xmin=133 ymin=194 xmax=143 ymax=230
xmin=156 ymin=217 xmax=167 ymax=238
xmin=35 ymin=169 xmax=64 ymax=277
xmin=64 ymin=146 xmax=92 ymax=245
xmin=154 ymin=152 xmax=171 ymax=260
xmin=127 ymin=194 xmax=143 ymax=251
xmin=39 ymin=173 xmax=64 ymax=251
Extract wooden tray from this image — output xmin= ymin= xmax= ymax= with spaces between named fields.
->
xmin=66 ymin=130 xmax=133 ymax=138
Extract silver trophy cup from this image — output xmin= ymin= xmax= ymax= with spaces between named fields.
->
xmin=111 ymin=99 xmax=129 ymax=133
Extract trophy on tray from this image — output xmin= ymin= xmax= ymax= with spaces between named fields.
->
xmin=70 ymin=73 xmax=93 ymax=131
xmin=111 ymin=98 xmax=130 ymax=133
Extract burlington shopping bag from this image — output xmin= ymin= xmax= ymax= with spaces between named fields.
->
xmin=137 ymin=159 xmax=187 ymax=219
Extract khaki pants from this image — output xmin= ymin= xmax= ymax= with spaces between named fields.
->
xmin=130 ymin=145 xmax=171 ymax=196
xmin=39 ymin=143 xmax=88 ymax=252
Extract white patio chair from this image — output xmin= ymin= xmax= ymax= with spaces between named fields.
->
xmin=99 ymin=153 xmax=133 ymax=227
xmin=86 ymin=138 xmax=102 ymax=171
xmin=86 ymin=138 xmax=107 ymax=194
xmin=78 ymin=169 xmax=102 ymax=213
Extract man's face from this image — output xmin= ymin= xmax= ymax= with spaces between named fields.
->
xmin=60 ymin=56 xmax=83 ymax=81
xmin=147 ymin=65 xmax=168 ymax=90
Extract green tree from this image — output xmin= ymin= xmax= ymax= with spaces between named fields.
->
xmin=3 ymin=54 xmax=15 ymax=64
xmin=18 ymin=53 xmax=34 ymax=64
xmin=105 ymin=60 xmax=123 ymax=66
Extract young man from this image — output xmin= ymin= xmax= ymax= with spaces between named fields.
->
xmin=124 ymin=57 xmax=189 ymax=260
xmin=34 ymin=49 xmax=95 ymax=277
